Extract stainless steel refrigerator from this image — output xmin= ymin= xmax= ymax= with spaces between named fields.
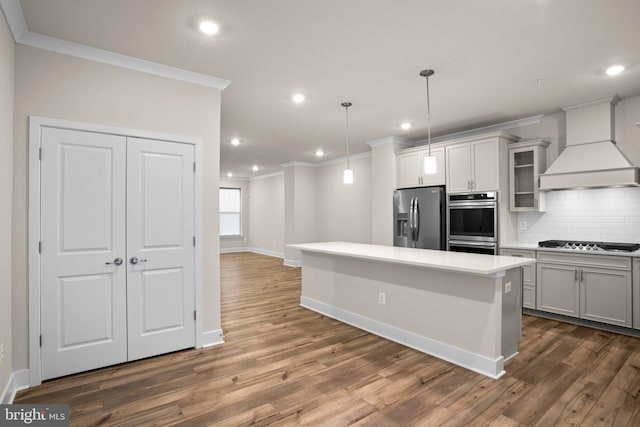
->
xmin=393 ymin=186 xmax=446 ymax=250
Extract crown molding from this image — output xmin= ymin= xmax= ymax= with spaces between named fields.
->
xmin=0 ymin=0 xmax=230 ymax=90
xmin=280 ymin=161 xmax=316 ymax=168
xmin=421 ymin=115 xmax=544 ymax=145
xmin=219 ymin=176 xmax=249 ymax=182
xmin=250 ymin=171 xmax=285 ymax=181
xmin=317 ymin=151 xmax=371 ymax=167
xmin=0 ymin=0 xmax=26 ymax=40
xmin=366 ymin=136 xmax=416 ymax=148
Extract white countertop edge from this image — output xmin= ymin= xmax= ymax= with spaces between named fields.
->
xmin=288 ymin=242 xmax=536 ymax=277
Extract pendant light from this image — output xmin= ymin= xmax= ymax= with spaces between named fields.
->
xmin=420 ymin=69 xmax=437 ymax=175
xmin=341 ymin=101 xmax=354 ymax=184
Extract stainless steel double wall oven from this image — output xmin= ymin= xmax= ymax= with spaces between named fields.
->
xmin=447 ymin=192 xmax=498 ymax=255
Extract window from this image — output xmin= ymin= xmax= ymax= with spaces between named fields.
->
xmin=220 ymin=187 xmax=241 ymax=236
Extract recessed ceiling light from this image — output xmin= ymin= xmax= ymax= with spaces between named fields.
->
xmin=315 ymin=149 xmax=324 ymax=157
xmin=199 ymin=20 xmax=219 ymax=36
xmin=227 ymin=172 xmax=233 ymax=178
xmin=605 ymin=65 xmax=624 ymax=76
xmin=230 ymin=138 xmax=240 ymax=146
xmin=292 ymin=94 xmax=305 ymax=104
xmin=252 ymin=165 xmax=259 ymax=172
xmin=400 ymin=122 xmax=412 ymax=130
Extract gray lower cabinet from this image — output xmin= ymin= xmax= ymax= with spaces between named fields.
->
xmin=537 ymin=263 xmax=580 ymax=317
xmin=501 ymin=249 xmax=536 ymax=309
xmin=536 ymin=251 xmax=632 ymax=328
xmin=634 ymin=258 xmax=639 ymax=330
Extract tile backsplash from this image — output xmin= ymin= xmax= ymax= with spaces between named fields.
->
xmin=517 ymin=187 xmax=640 ymax=243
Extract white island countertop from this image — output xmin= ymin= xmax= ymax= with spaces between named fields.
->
xmin=289 ymin=242 xmax=535 ymax=277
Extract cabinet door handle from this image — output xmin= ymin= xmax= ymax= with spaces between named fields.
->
xmin=580 ymin=270 xmax=584 ymax=282
xmin=574 ymin=269 xmax=578 ymax=281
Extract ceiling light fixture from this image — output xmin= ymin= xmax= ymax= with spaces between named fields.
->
xmin=230 ymin=138 xmax=240 ymax=146
xmin=420 ymin=69 xmax=437 ymax=175
xmin=315 ymin=149 xmax=324 ymax=157
xmin=227 ymin=172 xmax=233 ymax=178
xmin=292 ymin=93 xmax=305 ymax=104
xmin=199 ymin=20 xmax=219 ymax=36
xmin=252 ymin=165 xmax=259 ymax=172
xmin=605 ymin=65 xmax=624 ymax=76
xmin=341 ymin=102 xmax=354 ymax=184
xmin=401 ymin=122 xmax=412 ymax=130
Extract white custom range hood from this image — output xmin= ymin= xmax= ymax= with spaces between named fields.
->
xmin=539 ymin=96 xmax=640 ymax=191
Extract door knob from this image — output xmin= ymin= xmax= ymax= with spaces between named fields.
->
xmin=105 ymin=257 xmax=123 ymax=266
xmin=130 ymin=257 xmax=148 ymax=265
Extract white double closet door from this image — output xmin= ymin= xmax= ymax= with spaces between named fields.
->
xmin=40 ymin=127 xmax=195 ymax=380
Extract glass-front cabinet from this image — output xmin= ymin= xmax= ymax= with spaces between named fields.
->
xmin=508 ymin=140 xmax=549 ymax=211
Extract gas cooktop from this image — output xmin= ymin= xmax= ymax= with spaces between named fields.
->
xmin=538 ymin=240 xmax=640 ymax=252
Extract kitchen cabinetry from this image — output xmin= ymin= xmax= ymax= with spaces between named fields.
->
xmin=634 ymin=258 xmax=639 ymax=330
xmin=501 ymin=249 xmax=536 ymax=309
xmin=396 ymin=146 xmax=445 ymax=188
xmin=445 ymin=137 xmax=501 ymax=193
xmin=508 ymin=140 xmax=549 ymax=212
xmin=536 ymin=251 xmax=632 ymax=327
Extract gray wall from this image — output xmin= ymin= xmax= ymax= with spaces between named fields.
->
xmin=12 ymin=45 xmax=222 ymax=372
xmin=248 ymin=173 xmax=285 ymax=257
xmin=0 ymin=9 xmax=14 ymax=399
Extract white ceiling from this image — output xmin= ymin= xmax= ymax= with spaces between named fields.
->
xmin=16 ymin=0 xmax=640 ymax=178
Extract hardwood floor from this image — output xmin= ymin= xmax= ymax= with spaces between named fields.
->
xmin=16 ymin=252 xmax=640 ymax=426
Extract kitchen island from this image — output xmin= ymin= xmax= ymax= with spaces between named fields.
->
xmin=288 ymin=242 xmax=536 ymax=378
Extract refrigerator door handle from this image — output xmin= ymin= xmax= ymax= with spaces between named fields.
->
xmin=414 ymin=198 xmax=420 ymax=243
xmin=409 ymin=197 xmax=414 ymax=242
xmin=410 ymin=196 xmax=416 ymax=243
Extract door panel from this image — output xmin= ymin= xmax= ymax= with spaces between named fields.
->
xmin=445 ymin=143 xmax=470 ymax=193
xmin=58 ymin=274 xmax=116 ymax=347
xmin=472 ymin=139 xmax=499 ymax=191
xmin=126 ymin=137 xmax=195 ymax=360
xmin=536 ymin=263 xmax=579 ymax=317
xmin=140 ymin=268 xmax=186 ymax=333
xmin=580 ymin=268 xmax=631 ymax=327
xmin=41 ymin=127 xmax=127 ymax=380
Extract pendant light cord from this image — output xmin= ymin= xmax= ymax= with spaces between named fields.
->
xmin=425 ymin=74 xmax=432 ymax=157
xmin=345 ymin=105 xmax=350 ymax=169
xmin=342 ymin=102 xmax=351 ymax=169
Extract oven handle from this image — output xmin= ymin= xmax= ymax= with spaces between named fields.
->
xmin=448 ymin=240 xmax=497 ymax=248
xmin=448 ymin=201 xmax=497 ymax=208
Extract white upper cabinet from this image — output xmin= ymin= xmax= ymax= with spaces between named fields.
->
xmin=444 ymin=143 xmax=470 ymax=192
xmin=446 ymin=137 xmax=500 ymax=193
xmin=396 ymin=146 xmax=445 ymax=188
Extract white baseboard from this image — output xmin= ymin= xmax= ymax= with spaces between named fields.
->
xmin=219 ymin=246 xmax=285 ymax=260
xmin=1 ymin=370 xmax=30 ymax=404
xmin=283 ymin=259 xmax=301 ymax=267
xmin=300 ymin=296 xmax=505 ymax=379
xmin=248 ymin=247 xmax=284 ymax=259
xmin=220 ymin=246 xmax=249 ymax=253
xmin=201 ymin=329 xmax=225 ymax=348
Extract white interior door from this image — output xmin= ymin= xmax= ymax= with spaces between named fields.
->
xmin=41 ymin=128 xmax=128 ymax=380
xmin=126 ymin=137 xmax=195 ymax=361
